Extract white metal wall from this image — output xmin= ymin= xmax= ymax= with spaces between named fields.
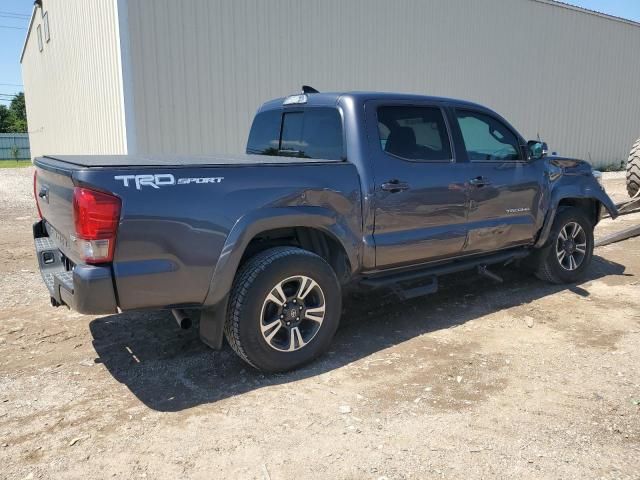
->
xmin=21 ymin=0 xmax=640 ymax=167
xmin=125 ymin=0 xmax=640 ymax=167
xmin=21 ymin=0 xmax=127 ymax=159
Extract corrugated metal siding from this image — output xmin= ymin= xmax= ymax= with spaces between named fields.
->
xmin=0 ymin=134 xmax=30 ymax=160
xmin=126 ymin=0 xmax=640 ymax=167
xmin=21 ymin=0 xmax=126 ymax=159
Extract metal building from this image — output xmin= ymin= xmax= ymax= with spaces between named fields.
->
xmin=21 ymin=0 xmax=640 ymax=168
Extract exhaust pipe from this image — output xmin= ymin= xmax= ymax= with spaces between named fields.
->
xmin=171 ymin=309 xmax=192 ymax=330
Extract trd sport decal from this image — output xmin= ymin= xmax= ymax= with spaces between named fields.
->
xmin=114 ymin=174 xmax=224 ymax=190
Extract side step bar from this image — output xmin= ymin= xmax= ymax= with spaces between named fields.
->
xmin=390 ymin=276 xmax=438 ymax=301
xmin=359 ymin=248 xmax=530 ymax=299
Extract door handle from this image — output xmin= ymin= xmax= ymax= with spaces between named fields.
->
xmin=381 ymin=180 xmax=410 ymax=193
xmin=469 ymin=176 xmax=491 ymax=187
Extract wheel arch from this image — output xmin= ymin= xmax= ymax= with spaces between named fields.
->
xmin=202 ymin=207 xmax=360 ymax=309
xmin=239 ymin=226 xmax=352 ymax=284
xmin=556 ymin=197 xmax=601 ymax=226
xmin=198 ymin=207 xmax=358 ymax=350
xmin=534 ymin=187 xmax=616 ymax=248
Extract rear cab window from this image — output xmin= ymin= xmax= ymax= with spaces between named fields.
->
xmin=247 ymin=107 xmax=345 ymax=160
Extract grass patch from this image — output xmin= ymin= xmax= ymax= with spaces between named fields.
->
xmin=0 ymin=160 xmax=32 ymax=168
xmin=598 ymin=161 xmax=625 ymax=172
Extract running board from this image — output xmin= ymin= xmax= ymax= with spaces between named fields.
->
xmin=360 ymin=249 xmax=529 ymax=295
xmin=388 ymin=276 xmax=438 ymax=301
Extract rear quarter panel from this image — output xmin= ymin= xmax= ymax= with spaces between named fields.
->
xmin=74 ymin=163 xmax=361 ymax=310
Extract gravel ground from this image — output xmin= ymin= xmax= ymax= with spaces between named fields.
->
xmin=600 ymin=171 xmax=627 ymax=181
xmin=0 ymin=166 xmax=639 ymax=479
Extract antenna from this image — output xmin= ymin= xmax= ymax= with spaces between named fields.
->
xmin=302 ymin=85 xmax=319 ymax=94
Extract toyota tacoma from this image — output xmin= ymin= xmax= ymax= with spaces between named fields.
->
xmin=33 ymin=89 xmax=618 ymax=372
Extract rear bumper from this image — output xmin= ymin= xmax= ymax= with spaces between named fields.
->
xmin=33 ymin=221 xmax=118 ymax=314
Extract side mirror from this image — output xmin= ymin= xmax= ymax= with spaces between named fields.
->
xmin=527 ymin=140 xmax=548 ymax=160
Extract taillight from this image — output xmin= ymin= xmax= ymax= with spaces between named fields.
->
xmin=71 ymin=187 xmax=121 ymax=263
xmin=33 ymin=170 xmax=43 ymax=219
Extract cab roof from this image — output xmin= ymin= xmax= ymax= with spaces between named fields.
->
xmin=258 ymin=91 xmax=488 ymax=112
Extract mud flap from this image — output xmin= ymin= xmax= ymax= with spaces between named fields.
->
xmin=199 ymin=299 xmax=227 ymax=350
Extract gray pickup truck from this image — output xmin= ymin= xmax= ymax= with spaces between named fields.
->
xmin=33 ymin=89 xmax=617 ymax=372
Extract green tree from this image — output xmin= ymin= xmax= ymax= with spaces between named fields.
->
xmin=9 ymin=93 xmax=27 ymax=132
xmin=0 ymin=93 xmax=28 ymax=133
xmin=0 ymin=105 xmax=12 ymax=132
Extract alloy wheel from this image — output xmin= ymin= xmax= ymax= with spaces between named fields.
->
xmin=555 ymin=221 xmax=587 ymax=271
xmin=259 ymin=275 xmax=326 ymax=352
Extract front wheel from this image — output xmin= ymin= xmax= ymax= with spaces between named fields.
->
xmin=533 ymin=207 xmax=594 ymax=284
xmin=225 ymin=247 xmax=341 ymax=372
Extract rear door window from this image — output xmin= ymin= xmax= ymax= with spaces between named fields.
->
xmin=377 ymin=106 xmax=452 ymax=161
xmin=247 ymin=108 xmax=344 ymax=160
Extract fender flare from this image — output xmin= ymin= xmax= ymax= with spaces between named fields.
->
xmin=198 ymin=206 xmax=360 ymax=349
xmin=534 ymin=184 xmax=618 ymax=248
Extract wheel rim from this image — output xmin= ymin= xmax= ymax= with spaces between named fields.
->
xmin=555 ymin=221 xmax=587 ymax=271
xmin=259 ymin=275 xmax=326 ymax=352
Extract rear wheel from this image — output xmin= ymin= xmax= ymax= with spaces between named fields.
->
xmin=534 ymin=207 xmax=594 ymax=284
xmin=627 ymin=137 xmax=640 ymax=198
xmin=225 ymin=247 xmax=341 ymax=372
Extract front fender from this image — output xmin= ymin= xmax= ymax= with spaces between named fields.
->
xmin=534 ymin=171 xmax=618 ymax=248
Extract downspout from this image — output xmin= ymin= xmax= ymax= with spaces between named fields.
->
xmin=114 ymin=0 xmax=137 ymax=155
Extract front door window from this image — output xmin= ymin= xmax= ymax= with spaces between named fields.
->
xmin=455 ymin=110 xmax=521 ymax=161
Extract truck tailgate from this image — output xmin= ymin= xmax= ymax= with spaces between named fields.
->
xmin=34 ymin=160 xmax=80 ymax=263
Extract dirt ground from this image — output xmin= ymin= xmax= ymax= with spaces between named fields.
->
xmin=1 ymin=167 xmax=638 ymax=480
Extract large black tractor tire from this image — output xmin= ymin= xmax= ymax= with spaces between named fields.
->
xmin=628 ymin=137 xmax=640 ymax=198
xmin=224 ymin=247 xmax=341 ymax=373
xmin=533 ymin=207 xmax=594 ymax=285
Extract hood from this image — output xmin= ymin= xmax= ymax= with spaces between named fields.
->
xmin=545 ymin=156 xmax=593 ymax=180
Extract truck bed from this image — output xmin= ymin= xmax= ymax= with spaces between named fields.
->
xmin=39 ymin=153 xmax=343 ymax=168
xmin=33 ymin=151 xmax=361 ymax=313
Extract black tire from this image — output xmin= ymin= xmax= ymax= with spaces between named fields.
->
xmin=534 ymin=207 xmax=594 ymax=284
xmin=627 ymin=137 xmax=640 ymax=198
xmin=224 ymin=247 xmax=341 ymax=372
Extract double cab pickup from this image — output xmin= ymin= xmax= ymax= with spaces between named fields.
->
xmin=33 ymin=89 xmax=617 ymax=371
